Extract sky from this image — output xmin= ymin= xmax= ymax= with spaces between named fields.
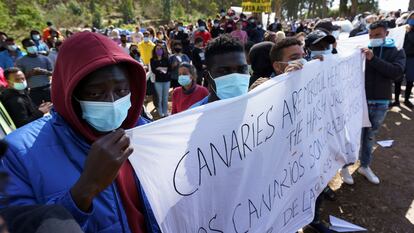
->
xmin=333 ymin=0 xmax=409 ymax=11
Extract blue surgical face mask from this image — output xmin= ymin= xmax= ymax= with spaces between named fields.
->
xmin=26 ymin=46 xmax=38 ymax=54
xmin=370 ymin=38 xmax=385 ymax=47
xmin=366 ymin=24 xmax=371 ymax=30
xmin=13 ymin=80 xmax=27 ymax=91
xmin=78 ymin=93 xmax=131 ymax=132
xmin=212 ymin=73 xmax=250 ymax=100
xmin=199 ymin=26 xmax=206 ymax=31
xmin=7 ymin=45 xmax=17 ymax=51
xmin=143 ymin=37 xmax=149 ymax=42
xmin=178 ymin=75 xmax=192 ymax=86
xmin=32 ymin=34 xmax=41 ymax=41
xmin=311 ymin=49 xmax=331 ymax=58
xmin=408 ymin=19 xmax=414 ymax=26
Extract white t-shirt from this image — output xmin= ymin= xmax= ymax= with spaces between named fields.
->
xmin=119 ymin=43 xmax=131 ymax=54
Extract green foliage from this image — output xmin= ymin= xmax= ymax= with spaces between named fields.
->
xmin=0 ymin=1 xmax=12 ymax=31
xmin=14 ymin=4 xmax=44 ymax=30
xmin=68 ymin=1 xmax=82 ymax=16
xmin=119 ymin=0 xmax=134 ymax=24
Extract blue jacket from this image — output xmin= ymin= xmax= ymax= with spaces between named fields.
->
xmin=0 ymin=49 xmax=23 ymax=69
xmin=0 ymin=111 xmax=161 ymax=233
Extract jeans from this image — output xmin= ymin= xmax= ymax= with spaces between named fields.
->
xmin=154 ymin=81 xmax=170 ymax=116
xmin=359 ymin=102 xmax=388 ymax=168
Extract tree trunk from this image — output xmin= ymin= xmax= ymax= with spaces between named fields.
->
xmin=339 ymin=0 xmax=348 ymax=17
xmin=308 ymin=0 xmax=314 ymax=18
xmin=410 ymin=0 xmax=414 ymax=11
xmin=274 ymin=0 xmax=283 ymax=19
xmin=322 ymin=0 xmax=331 ymax=18
xmin=351 ymin=0 xmax=358 ymax=17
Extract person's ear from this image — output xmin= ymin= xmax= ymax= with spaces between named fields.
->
xmin=206 ymin=71 xmax=216 ymax=91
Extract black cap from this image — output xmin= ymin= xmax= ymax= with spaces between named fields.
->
xmin=305 ymin=30 xmax=336 ymax=47
xmin=315 ymin=19 xmax=340 ymax=32
xmin=47 ymin=21 xmax=53 ymax=26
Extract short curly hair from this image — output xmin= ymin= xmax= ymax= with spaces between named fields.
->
xmin=205 ymin=34 xmax=244 ymax=66
xmin=269 ymin=37 xmax=302 ymax=63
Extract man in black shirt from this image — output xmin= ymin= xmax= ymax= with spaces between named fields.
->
xmin=1 ymin=67 xmax=52 ymax=128
xmin=192 ymin=37 xmax=206 ymax=85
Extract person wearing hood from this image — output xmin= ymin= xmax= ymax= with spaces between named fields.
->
xmin=0 ymin=32 xmax=161 ymax=233
xmin=30 ymin=30 xmax=49 ymax=55
xmin=393 ymin=12 xmax=414 ymax=108
xmin=0 ymin=38 xmax=23 ymax=70
xmin=340 ymin=20 xmax=406 ymax=185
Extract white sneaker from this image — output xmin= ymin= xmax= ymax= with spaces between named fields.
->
xmin=340 ymin=167 xmax=354 ymax=185
xmin=358 ymin=166 xmax=380 ymax=184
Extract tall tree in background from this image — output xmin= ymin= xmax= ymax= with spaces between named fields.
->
xmin=119 ymin=0 xmax=134 ymax=24
xmin=350 ymin=0 xmax=358 ymax=16
xmin=339 ymin=0 xmax=348 ymax=17
xmin=274 ymin=0 xmax=283 ymax=19
xmin=163 ymin=0 xmax=171 ymax=20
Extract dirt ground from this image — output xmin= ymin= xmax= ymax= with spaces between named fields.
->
xmin=145 ymin=87 xmax=414 ymax=233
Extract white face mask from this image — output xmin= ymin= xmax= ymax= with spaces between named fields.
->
xmin=370 ymin=38 xmax=385 ymax=47
xmin=311 ymin=49 xmax=332 ymax=58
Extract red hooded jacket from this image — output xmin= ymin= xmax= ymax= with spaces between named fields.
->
xmin=52 ymin=31 xmax=148 ymax=233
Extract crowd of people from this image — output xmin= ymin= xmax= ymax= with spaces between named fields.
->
xmin=0 ymin=6 xmax=411 ymax=233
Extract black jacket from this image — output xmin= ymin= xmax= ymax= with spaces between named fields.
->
xmin=150 ymin=57 xmax=171 ymax=83
xmin=403 ymin=30 xmax=414 ymax=58
xmin=365 ymin=44 xmax=406 ymax=100
xmin=1 ymin=89 xmax=43 ymax=128
xmin=192 ymin=47 xmax=205 ymax=72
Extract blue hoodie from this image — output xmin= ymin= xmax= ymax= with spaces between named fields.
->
xmin=0 ymin=32 xmax=161 ymax=233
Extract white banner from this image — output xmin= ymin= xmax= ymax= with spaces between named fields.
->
xmin=128 ymin=50 xmax=366 ymax=233
xmin=336 ymin=25 xmax=406 ymax=54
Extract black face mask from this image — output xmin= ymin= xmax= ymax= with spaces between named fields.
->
xmin=121 ymin=39 xmax=127 ymax=43
xmin=174 ymin=47 xmax=182 ymax=53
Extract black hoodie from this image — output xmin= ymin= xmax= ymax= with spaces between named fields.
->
xmin=1 ymin=88 xmax=43 ymax=127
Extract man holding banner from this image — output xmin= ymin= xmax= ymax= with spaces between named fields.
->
xmin=340 ymin=20 xmax=406 ymax=185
